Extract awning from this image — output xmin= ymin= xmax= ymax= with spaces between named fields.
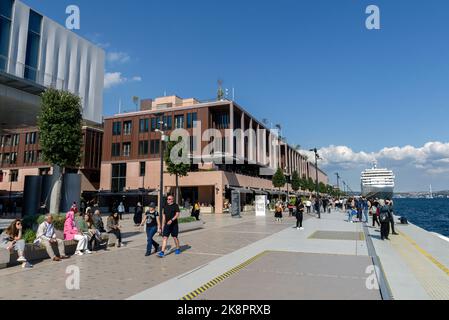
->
xmin=229 ymin=187 xmax=254 ymax=194
xmin=97 ymin=189 xmax=157 ymax=197
xmin=267 ymin=190 xmax=287 ymax=196
xmin=251 ymin=188 xmax=268 ymax=195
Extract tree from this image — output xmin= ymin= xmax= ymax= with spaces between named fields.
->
xmin=300 ymin=175 xmax=308 ymax=191
xmin=307 ymin=177 xmax=315 ymax=193
xmin=38 ymin=89 xmax=83 ymax=214
xmin=272 ymin=168 xmax=286 ymax=201
xmin=164 ymin=137 xmax=190 ymax=204
xmin=319 ymin=182 xmax=327 ymax=194
xmin=291 ymin=171 xmax=301 ymax=193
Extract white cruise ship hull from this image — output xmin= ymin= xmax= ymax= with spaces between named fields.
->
xmin=361 ymin=185 xmax=394 ymax=199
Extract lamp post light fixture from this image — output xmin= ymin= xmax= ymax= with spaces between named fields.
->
xmin=155 ymin=119 xmax=168 ymax=212
xmin=309 ymin=148 xmax=321 ymax=219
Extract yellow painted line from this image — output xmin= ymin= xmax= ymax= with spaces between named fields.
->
xmin=399 ymin=231 xmax=449 ymax=277
xmin=179 ymin=251 xmax=270 ymax=300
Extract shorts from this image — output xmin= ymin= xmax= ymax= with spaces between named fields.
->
xmin=163 ymin=223 xmax=179 ymax=238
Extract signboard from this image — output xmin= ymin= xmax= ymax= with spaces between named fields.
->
xmin=231 ymin=191 xmax=241 ymax=218
xmin=255 ymin=195 xmax=267 ymax=216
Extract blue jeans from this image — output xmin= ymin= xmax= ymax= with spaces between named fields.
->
xmin=146 ymin=226 xmax=159 ymax=254
xmin=363 ymin=209 xmax=369 ymax=223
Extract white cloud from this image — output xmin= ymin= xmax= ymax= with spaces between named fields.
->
xmin=104 ymin=72 xmax=142 ymax=89
xmin=106 ymin=52 xmax=130 ymax=64
xmin=306 ymin=141 xmax=449 ymax=176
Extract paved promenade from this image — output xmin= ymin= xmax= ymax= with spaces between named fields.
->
xmin=0 ymin=210 xmax=448 ymax=300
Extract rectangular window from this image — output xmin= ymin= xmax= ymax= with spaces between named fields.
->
xmin=163 ymin=116 xmax=172 ymax=130
xmin=175 ymin=115 xmax=184 ymax=129
xmin=151 ymin=117 xmax=160 ymax=132
xmin=138 ymin=140 xmax=148 ymax=155
xmin=150 ymin=140 xmax=160 ymax=155
xmin=111 ymin=163 xmax=127 ymax=193
xmin=39 ymin=167 xmax=50 ymax=176
xmin=111 ymin=143 xmax=120 ymax=157
xmin=24 ymin=10 xmax=42 ymax=82
xmin=123 ymin=142 xmax=131 ymax=157
xmin=139 ymin=162 xmax=146 ymax=177
xmin=0 ymin=0 xmax=13 ymax=72
xmin=10 ymin=152 xmax=17 ymax=164
xmin=187 ymin=112 xmax=197 ymax=129
xmin=26 ymin=132 xmax=37 ymax=145
xmin=10 ymin=170 xmax=18 ymax=182
xmin=11 ymin=134 xmax=19 ymax=146
xmin=123 ymin=121 xmax=132 ymax=135
xmin=112 ymin=122 xmax=121 ymax=135
xmin=189 ymin=136 xmax=197 ymax=154
xmin=139 ymin=119 xmax=149 ymax=133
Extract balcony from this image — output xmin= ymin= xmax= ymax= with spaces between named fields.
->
xmin=0 ymin=54 xmax=65 ymax=95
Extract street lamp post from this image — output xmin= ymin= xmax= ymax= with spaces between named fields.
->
xmin=309 ymin=148 xmax=321 ymax=219
xmin=155 ymin=119 xmax=167 ymax=213
xmin=335 ymin=172 xmax=340 ymax=197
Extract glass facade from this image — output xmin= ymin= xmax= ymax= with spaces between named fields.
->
xmin=0 ymin=0 xmax=14 ymax=71
xmin=111 ymin=163 xmax=126 ymax=193
xmin=24 ymin=10 xmax=42 ymax=81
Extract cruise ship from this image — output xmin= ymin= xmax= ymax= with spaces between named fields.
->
xmin=361 ymin=163 xmax=395 ymax=199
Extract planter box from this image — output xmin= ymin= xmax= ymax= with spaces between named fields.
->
xmin=179 ymin=221 xmax=205 ymax=233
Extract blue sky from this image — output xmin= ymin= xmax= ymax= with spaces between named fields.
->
xmin=23 ymin=0 xmax=449 ymax=192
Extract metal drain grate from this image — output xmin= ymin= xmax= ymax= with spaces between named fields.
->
xmin=309 ymin=231 xmax=365 ymax=241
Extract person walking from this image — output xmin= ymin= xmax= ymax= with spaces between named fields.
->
xmin=118 ymin=202 xmax=125 ymax=220
xmin=305 ymin=199 xmax=312 ymax=214
xmin=191 ymin=201 xmax=200 ymax=221
xmin=378 ymin=200 xmax=390 ymax=240
xmin=386 ymin=199 xmax=399 ymax=235
xmin=370 ymin=200 xmax=380 ymax=228
xmin=296 ymin=200 xmax=305 ymax=230
xmin=362 ymin=197 xmax=369 ymax=223
xmin=274 ymin=202 xmax=283 ymax=222
xmin=140 ymin=203 xmax=161 ymax=256
xmin=158 ymin=195 xmax=181 ymax=257
xmin=133 ymin=202 xmax=143 ymax=226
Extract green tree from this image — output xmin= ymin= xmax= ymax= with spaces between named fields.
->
xmin=300 ymin=175 xmax=308 ymax=191
xmin=291 ymin=171 xmax=301 ymax=192
xmin=307 ymin=177 xmax=315 ymax=193
xmin=164 ymin=137 xmax=190 ymax=204
xmin=319 ymin=182 xmax=326 ymax=194
xmin=272 ymin=168 xmax=286 ymax=201
xmin=38 ymin=89 xmax=83 ymax=214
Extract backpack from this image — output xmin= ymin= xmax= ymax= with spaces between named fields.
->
xmin=400 ymin=217 xmax=408 ymax=224
xmin=379 ymin=207 xmax=389 ymax=223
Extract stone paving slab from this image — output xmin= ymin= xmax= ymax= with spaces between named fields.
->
xmin=197 ymin=251 xmax=381 ymax=300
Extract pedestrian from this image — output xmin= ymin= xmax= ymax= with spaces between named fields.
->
xmin=107 ymin=212 xmax=123 ymax=248
xmin=158 ymin=195 xmax=181 ymax=257
xmin=386 ymin=199 xmax=399 ymax=235
xmin=305 ymin=199 xmax=312 ymax=214
xmin=370 ymin=200 xmax=380 ymax=228
xmin=64 ymin=210 xmax=90 ymax=256
xmin=0 ymin=219 xmax=31 ymax=267
xmin=134 ymin=202 xmax=143 ymax=226
xmin=140 ymin=203 xmax=161 ymax=256
xmin=378 ymin=200 xmax=390 ymax=240
xmin=274 ymin=202 xmax=283 ymax=222
xmin=118 ymin=202 xmax=125 ymax=220
xmin=35 ymin=214 xmax=70 ymax=262
xmin=92 ymin=210 xmax=106 ymax=233
xmin=191 ymin=201 xmax=200 ymax=221
xmin=296 ymin=200 xmax=305 ymax=230
xmin=362 ymin=197 xmax=369 ymax=223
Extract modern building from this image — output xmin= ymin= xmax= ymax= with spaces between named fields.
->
xmin=100 ymin=95 xmax=328 ymax=214
xmin=0 ymin=0 xmax=105 ymax=133
xmin=0 ymin=126 xmax=103 ymax=196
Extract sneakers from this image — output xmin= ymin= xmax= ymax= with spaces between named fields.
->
xmin=21 ymin=262 xmax=33 ymax=268
xmin=85 ymin=249 xmax=92 ymax=254
xmin=145 ymin=252 xmax=151 ymax=257
xmin=74 ymin=251 xmax=84 ymax=256
xmin=300 ymin=227 xmax=304 ymax=230
xmin=175 ymin=249 xmax=181 ymax=255
xmin=17 ymin=256 xmax=27 ymax=263
xmin=297 ymin=227 xmax=300 ymax=230
xmin=157 ymin=251 xmax=165 ymax=258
